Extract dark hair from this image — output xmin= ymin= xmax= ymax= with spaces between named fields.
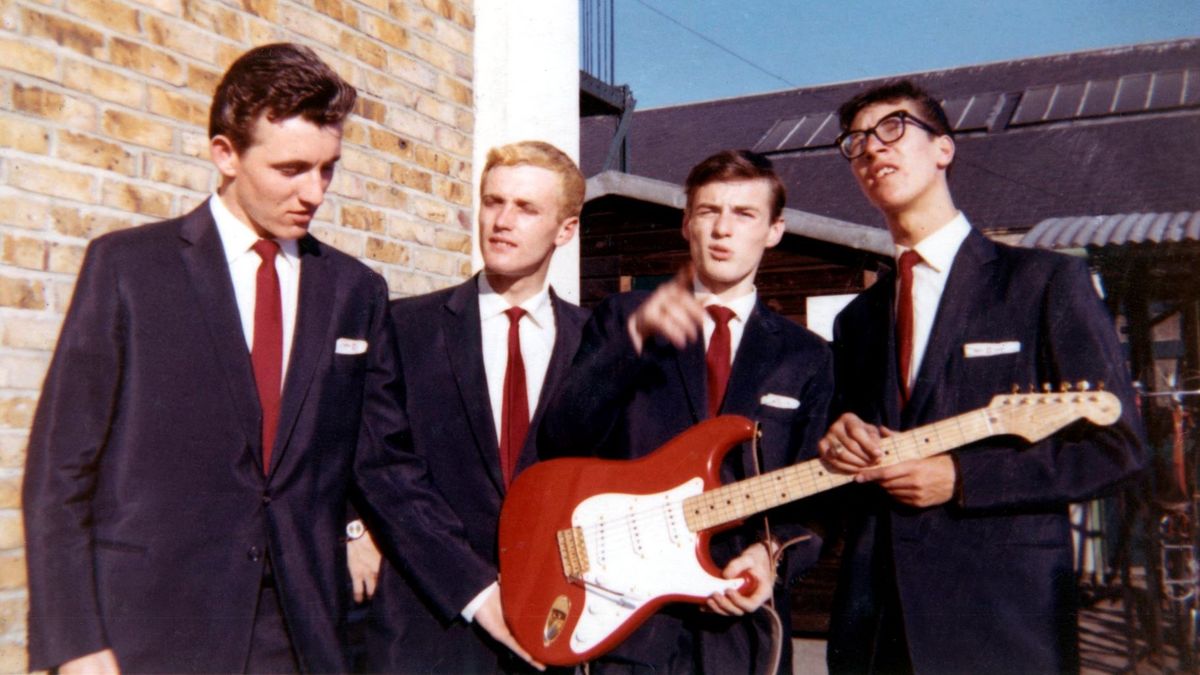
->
xmin=837 ymin=79 xmax=952 ymax=138
xmin=209 ymin=43 xmax=357 ymax=151
xmin=684 ymin=150 xmax=786 ymax=221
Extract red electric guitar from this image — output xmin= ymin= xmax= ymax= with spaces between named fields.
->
xmin=497 ymin=386 xmax=1122 ymax=666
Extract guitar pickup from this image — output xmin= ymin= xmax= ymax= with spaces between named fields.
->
xmin=556 ymin=526 xmax=590 ymax=579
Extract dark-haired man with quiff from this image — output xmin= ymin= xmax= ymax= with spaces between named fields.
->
xmin=22 ymin=43 xmax=531 ymax=673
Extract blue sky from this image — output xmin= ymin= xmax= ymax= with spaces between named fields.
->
xmin=611 ymin=0 xmax=1200 ymax=108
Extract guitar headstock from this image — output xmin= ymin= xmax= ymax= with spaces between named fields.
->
xmin=986 ymin=382 xmax=1122 ymax=442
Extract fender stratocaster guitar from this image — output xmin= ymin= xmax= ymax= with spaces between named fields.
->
xmin=497 ymin=386 xmax=1122 ymax=666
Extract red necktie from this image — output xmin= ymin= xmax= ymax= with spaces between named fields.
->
xmin=500 ymin=307 xmax=528 ymax=487
xmin=896 ymin=250 xmax=921 ymax=405
xmin=705 ymin=305 xmax=735 ymax=419
xmin=252 ymin=240 xmax=283 ymax=474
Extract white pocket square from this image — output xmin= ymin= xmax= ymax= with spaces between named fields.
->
xmin=963 ymin=341 xmax=1020 ymax=358
xmin=335 ymin=337 xmax=368 ymax=355
xmin=760 ymin=393 xmax=800 ymax=410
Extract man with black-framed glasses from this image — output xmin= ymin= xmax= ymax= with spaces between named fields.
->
xmin=817 ymin=80 xmax=1145 ymax=674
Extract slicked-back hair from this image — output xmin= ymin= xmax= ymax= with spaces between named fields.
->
xmin=482 ymin=141 xmax=586 ymax=221
xmin=836 ymin=79 xmax=952 ymax=138
xmin=684 ymin=150 xmax=786 ymax=221
xmin=209 ymin=43 xmax=357 ymax=152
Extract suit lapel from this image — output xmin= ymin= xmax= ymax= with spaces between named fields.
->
xmin=443 ymin=278 xmax=504 ymax=491
xmin=178 ymin=203 xmax=262 ymax=467
xmin=270 ymin=236 xmax=335 ymax=477
xmin=906 ymin=229 xmax=997 ymax=422
xmin=518 ymin=289 xmax=580 ymax=475
xmin=721 ymin=304 xmax=783 ymax=479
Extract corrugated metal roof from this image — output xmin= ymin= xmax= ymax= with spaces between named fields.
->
xmin=1020 ymin=211 xmax=1200 ymax=249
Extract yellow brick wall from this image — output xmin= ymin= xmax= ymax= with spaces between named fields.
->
xmin=0 ymin=0 xmax=475 ymax=668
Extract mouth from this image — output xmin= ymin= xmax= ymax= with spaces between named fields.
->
xmin=708 ymin=245 xmax=732 ymax=261
xmin=488 ymin=237 xmax=518 ymax=250
xmin=871 ymin=164 xmax=898 ymax=180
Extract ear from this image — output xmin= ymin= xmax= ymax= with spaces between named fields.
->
xmin=680 ymin=210 xmax=693 ymax=243
xmin=553 ymin=216 xmax=579 ymax=247
xmin=210 ymin=135 xmax=240 ymax=180
xmin=764 ymin=216 xmax=785 ymax=249
xmin=935 ymin=135 xmax=955 ymax=170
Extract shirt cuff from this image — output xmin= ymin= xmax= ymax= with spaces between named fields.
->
xmin=461 ymin=580 xmax=499 ymax=623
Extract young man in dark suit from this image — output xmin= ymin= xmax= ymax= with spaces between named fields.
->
xmin=345 ymin=141 xmax=589 ymax=672
xmin=818 ymin=80 xmax=1146 ymax=674
xmin=539 ymin=150 xmax=834 ymax=674
xmin=22 ymin=43 xmax=530 ymax=674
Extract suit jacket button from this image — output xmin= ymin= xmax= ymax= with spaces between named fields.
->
xmin=247 ymin=546 xmax=262 ymax=562
xmin=261 ymin=494 xmax=271 ymax=505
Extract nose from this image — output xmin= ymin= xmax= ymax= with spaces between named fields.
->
xmin=861 ymin=129 xmax=889 ymax=158
xmin=491 ymin=203 xmax=515 ymax=230
xmin=712 ymin=210 xmax=733 ymax=237
xmin=298 ymin=169 xmax=326 ymax=207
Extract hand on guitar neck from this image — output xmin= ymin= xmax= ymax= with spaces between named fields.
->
xmin=819 ymin=412 xmax=958 ymax=508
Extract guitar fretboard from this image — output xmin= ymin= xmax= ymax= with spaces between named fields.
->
xmin=681 ymin=408 xmax=999 ymax=533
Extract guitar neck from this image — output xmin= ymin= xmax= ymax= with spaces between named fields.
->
xmin=682 ymin=408 xmax=998 ymax=533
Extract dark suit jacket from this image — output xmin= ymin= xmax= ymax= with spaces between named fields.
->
xmin=22 ymin=203 xmax=492 ymax=673
xmin=825 ymin=229 xmax=1146 ymax=674
xmin=539 ymin=291 xmax=833 ymax=672
xmin=362 ymin=276 xmax=588 ymax=673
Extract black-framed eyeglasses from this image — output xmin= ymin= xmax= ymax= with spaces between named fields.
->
xmin=835 ymin=111 xmax=940 ymax=160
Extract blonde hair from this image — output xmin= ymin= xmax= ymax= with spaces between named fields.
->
xmin=482 ymin=141 xmax=585 ymax=220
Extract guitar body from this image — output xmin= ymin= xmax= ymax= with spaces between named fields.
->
xmin=498 ymin=415 xmax=757 ymax=666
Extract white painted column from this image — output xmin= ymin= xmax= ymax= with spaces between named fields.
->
xmin=473 ymin=0 xmax=581 ymax=303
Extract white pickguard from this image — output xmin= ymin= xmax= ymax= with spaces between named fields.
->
xmin=566 ymin=477 xmax=742 ymax=655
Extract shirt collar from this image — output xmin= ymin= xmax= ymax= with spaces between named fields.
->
xmin=209 ymin=193 xmax=300 ymax=266
xmin=896 ymin=211 xmax=971 ymax=274
xmin=692 ymin=277 xmax=757 ymax=323
xmin=477 ymin=272 xmax=553 ymax=329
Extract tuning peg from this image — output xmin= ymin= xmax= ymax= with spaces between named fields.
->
xmin=1077 ymin=380 xmax=1091 ymax=391
xmin=1042 ymin=382 xmax=1052 ymax=393
xmin=1028 ymin=383 xmax=1037 ymax=394
xmin=1059 ymin=382 xmax=1072 ymax=392
xmin=1011 ymin=383 xmax=1021 ymax=394
xmin=1097 ymin=381 xmax=1106 ymax=391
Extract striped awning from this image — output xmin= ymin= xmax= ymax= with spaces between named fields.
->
xmin=1020 ymin=212 xmax=1200 ymax=249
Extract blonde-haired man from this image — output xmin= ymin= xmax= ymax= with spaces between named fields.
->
xmin=347 ymin=140 xmax=589 ymax=672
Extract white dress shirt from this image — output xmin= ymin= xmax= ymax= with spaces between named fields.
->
xmin=895 ymin=212 xmax=972 ymax=390
xmin=210 ymin=194 xmax=301 ymax=387
xmin=694 ymin=278 xmax=757 ymax=366
xmin=463 ymin=273 xmax=558 ymax=622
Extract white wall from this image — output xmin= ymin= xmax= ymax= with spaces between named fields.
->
xmin=473 ymin=0 xmax=581 ymax=302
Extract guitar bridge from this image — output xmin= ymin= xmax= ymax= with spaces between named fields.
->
xmin=556 ymin=526 xmax=589 ymax=579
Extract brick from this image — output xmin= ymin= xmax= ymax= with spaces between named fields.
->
xmin=181 ymin=0 xmax=245 ymax=43
xmin=147 ymin=86 xmax=208 ymax=127
xmin=0 ymin=474 xmax=19 ymax=510
xmin=51 ymin=207 xmax=134 ymax=240
xmin=387 ymin=52 xmax=437 ymax=91
xmin=310 ymin=225 xmax=364 ymax=257
xmin=386 ymin=107 xmax=436 ymax=144
xmin=0 ymin=36 xmax=57 ymax=81
xmin=0 ymin=194 xmax=50 ymax=231
xmin=143 ymin=14 xmax=216 ymax=63
xmin=340 ymin=31 xmax=385 ymax=70
xmin=13 ymin=85 xmax=96 ymax=132
xmin=410 ymin=195 xmax=450 ymax=225
xmin=144 ymin=154 xmax=212 ymax=192
xmin=412 ymin=247 xmax=458 ymax=276
xmin=329 ymin=171 xmax=364 ymax=201
xmin=420 ymin=0 xmax=455 ymax=21
xmin=0 ymin=116 xmax=49 ymax=154
xmin=339 ymin=147 xmax=388 ymax=181
xmin=278 ymin=5 xmax=340 ymax=50
xmin=23 ymin=7 xmax=105 ymax=58
xmin=0 ymin=551 xmax=27 ymax=590
xmin=64 ymin=59 xmax=148 ymax=106
xmin=0 ymin=589 xmax=25 ymax=636
xmin=436 ymin=73 xmax=472 ymax=107
xmin=391 ymin=164 xmax=433 ymax=193
xmin=3 ymin=316 xmax=62 ymax=351
xmin=0 ymin=395 xmax=37 ymax=430
xmin=48 ymin=240 xmax=86 ymax=275
xmin=186 ymin=62 xmax=222 ymax=98
xmin=50 ymin=277 xmax=79 ymax=313
xmin=242 ymin=0 xmax=276 ymax=21
xmin=435 ymin=228 xmax=470 ymax=254
xmin=102 ymin=180 xmax=174 ymax=218
xmin=180 ymin=131 xmax=210 ymax=159
xmin=365 ymin=236 xmax=408 ymax=265
xmin=0 ymin=276 xmax=47 ymax=310
xmin=363 ymin=180 xmax=408 ymax=210
xmin=0 ymin=433 xmax=26 ymax=471
xmin=66 ymin=0 xmax=140 ymax=35
xmin=367 ymin=126 xmax=413 ymax=160
xmin=356 ymin=0 xmax=387 ymax=10
xmin=111 ymin=37 xmax=186 ymax=86
xmin=414 ymin=94 xmax=457 ymax=127
xmin=1 ymin=234 xmax=46 ymax=271
xmin=340 ymin=204 xmax=386 ymax=233
xmin=453 ymin=108 xmax=473 ymax=134
xmin=315 ymin=0 xmax=357 ymax=25
xmin=0 ymin=638 xmax=25 ymax=674
xmin=434 ymin=124 xmax=470 ymax=157
xmin=0 ymin=353 xmax=49 ymax=390
xmin=388 ymin=215 xmax=435 ymax=245
xmin=363 ymin=69 xmax=417 ymax=107
xmin=57 ymin=131 xmax=136 ymax=175
xmin=355 ymin=97 xmax=387 ymax=125
xmin=102 ymin=109 xmax=175 ymax=152
xmin=8 ymin=161 xmax=95 ymax=203
xmin=134 ymin=0 xmax=182 ymax=15
xmin=433 ymin=15 xmax=471 ymax=56
xmin=434 ymin=176 xmax=470 ymax=206
xmin=364 ymin=14 xmax=410 ymax=50
xmin=342 ymin=120 xmax=368 ymax=146
xmin=413 ymin=143 xmax=451 ymax=173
